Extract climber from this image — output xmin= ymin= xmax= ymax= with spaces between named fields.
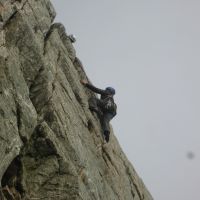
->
xmin=80 ymin=80 xmax=117 ymax=142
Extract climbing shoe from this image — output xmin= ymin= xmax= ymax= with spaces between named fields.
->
xmin=104 ymin=131 xmax=110 ymax=143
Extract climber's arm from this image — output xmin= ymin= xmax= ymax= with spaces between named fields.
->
xmin=80 ymin=80 xmax=109 ymax=95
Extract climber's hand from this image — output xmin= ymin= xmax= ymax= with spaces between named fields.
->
xmin=80 ymin=80 xmax=88 ymax=85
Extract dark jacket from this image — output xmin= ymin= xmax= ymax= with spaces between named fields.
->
xmin=85 ymin=83 xmax=113 ymax=100
xmin=85 ymin=83 xmax=117 ymax=115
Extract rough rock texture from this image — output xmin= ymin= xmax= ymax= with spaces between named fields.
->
xmin=0 ymin=1 xmax=153 ymax=199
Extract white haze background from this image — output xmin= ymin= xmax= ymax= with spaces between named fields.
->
xmin=51 ymin=1 xmax=200 ymax=199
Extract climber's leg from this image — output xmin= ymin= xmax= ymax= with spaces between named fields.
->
xmin=101 ymin=113 xmax=114 ymax=142
xmin=104 ymin=130 xmax=110 ymax=143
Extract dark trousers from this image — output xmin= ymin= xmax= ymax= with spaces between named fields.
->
xmin=89 ymin=97 xmax=114 ymax=142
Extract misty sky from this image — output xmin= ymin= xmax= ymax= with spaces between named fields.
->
xmin=51 ymin=1 xmax=200 ymax=199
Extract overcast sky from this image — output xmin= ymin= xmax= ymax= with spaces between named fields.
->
xmin=51 ymin=1 xmax=200 ymax=199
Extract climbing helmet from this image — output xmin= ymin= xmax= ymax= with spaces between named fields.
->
xmin=105 ymin=87 xmax=115 ymax=95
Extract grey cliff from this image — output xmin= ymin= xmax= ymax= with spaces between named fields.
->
xmin=0 ymin=0 xmax=153 ymax=199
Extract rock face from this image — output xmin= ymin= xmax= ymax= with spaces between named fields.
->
xmin=0 ymin=0 xmax=153 ymax=199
